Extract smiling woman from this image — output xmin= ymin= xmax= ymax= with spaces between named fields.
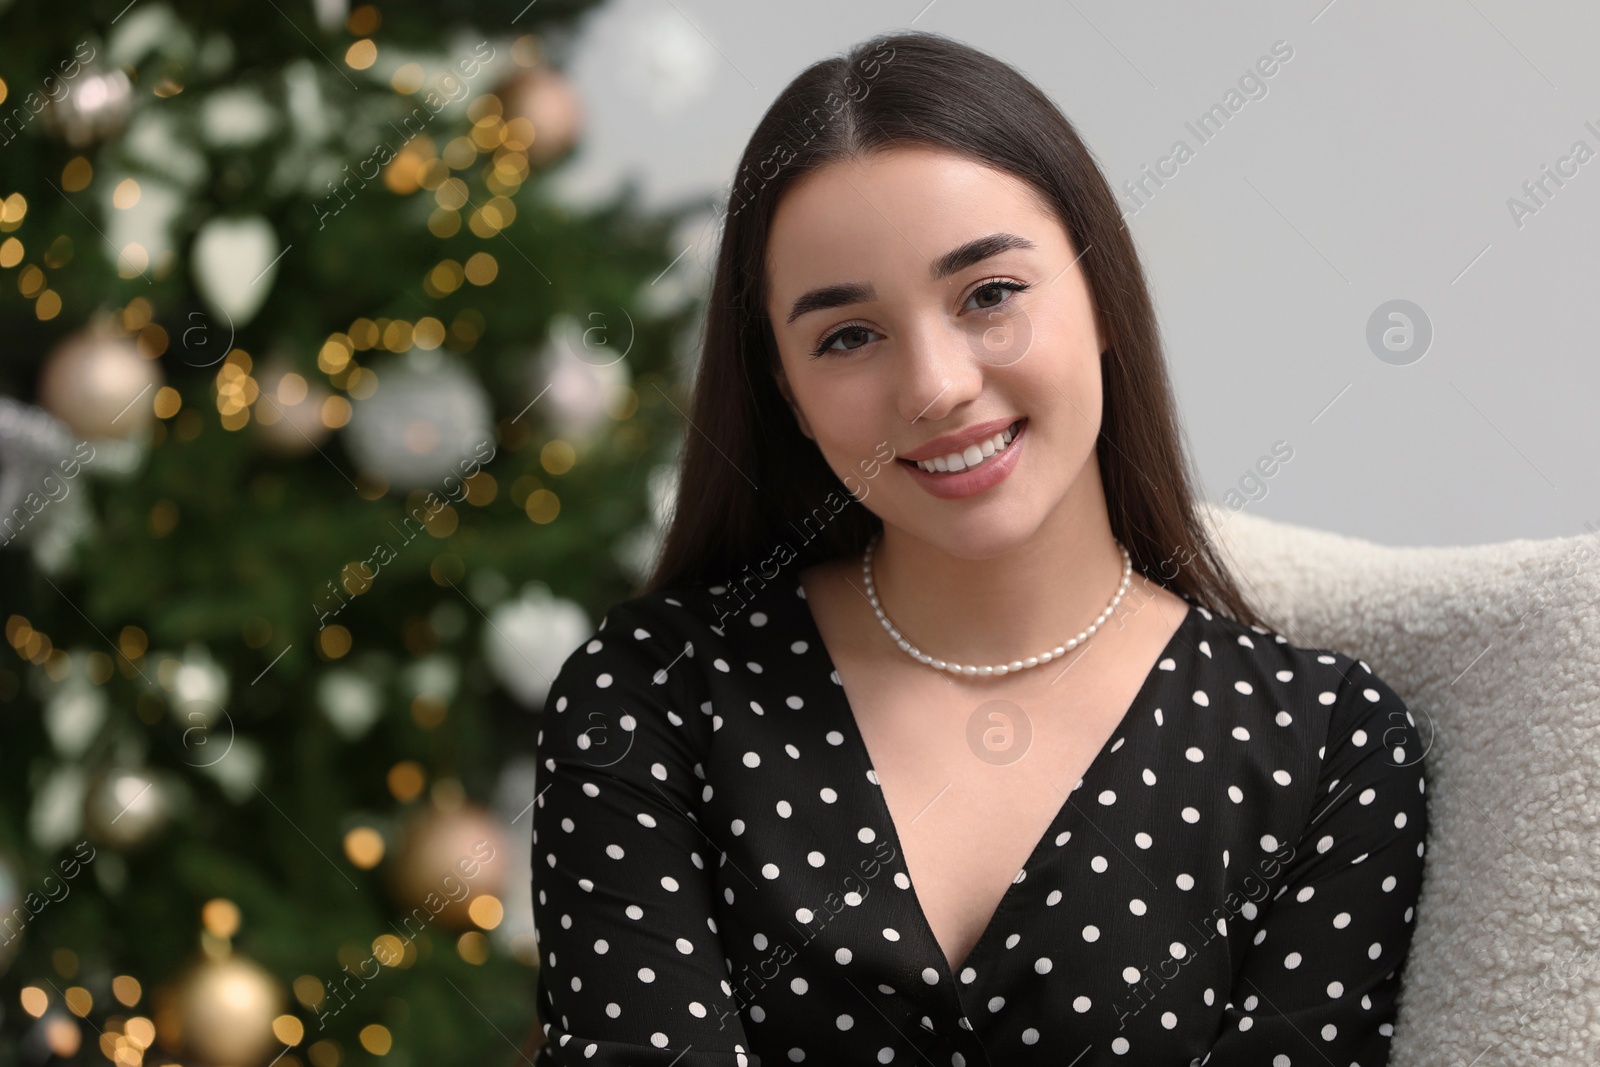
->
xmin=530 ymin=28 xmax=1429 ymax=1066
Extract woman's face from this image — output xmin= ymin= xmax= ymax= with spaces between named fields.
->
xmin=764 ymin=143 xmax=1108 ymax=559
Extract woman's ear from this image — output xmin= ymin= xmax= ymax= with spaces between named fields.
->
xmin=773 ymin=363 xmax=815 ymax=440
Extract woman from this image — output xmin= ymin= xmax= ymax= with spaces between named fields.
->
xmin=531 ymin=29 xmax=1428 ymax=1065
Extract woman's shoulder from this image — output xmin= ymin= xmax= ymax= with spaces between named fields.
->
xmin=1181 ymin=593 xmax=1421 ymax=765
xmin=593 ymin=573 xmax=807 ymax=642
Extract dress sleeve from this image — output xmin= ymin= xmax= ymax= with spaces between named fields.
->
xmin=1202 ymin=657 xmax=1431 ymax=1066
xmin=531 ymin=600 xmax=755 ymax=1065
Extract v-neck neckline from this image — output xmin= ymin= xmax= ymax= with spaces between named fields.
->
xmin=789 ymin=576 xmax=1199 ymax=989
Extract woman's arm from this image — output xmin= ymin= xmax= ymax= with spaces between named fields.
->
xmin=1202 ymin=660 xmax=1430 ymax=1065
xmin=531 ymin=599 xmax=755 ymax=1064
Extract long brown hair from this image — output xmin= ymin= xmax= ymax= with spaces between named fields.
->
xmin=644 ymin=29 xmax=1263 ymax=629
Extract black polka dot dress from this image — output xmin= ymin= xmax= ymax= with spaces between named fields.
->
xmin=531 ymin=576 xmax=1430 ymax=1065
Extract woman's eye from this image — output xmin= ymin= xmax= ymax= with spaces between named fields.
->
xmin=812 ymin=324 xmax=879 ymax=358
xmin=966 ymin=280 xmax=1029 ymax=311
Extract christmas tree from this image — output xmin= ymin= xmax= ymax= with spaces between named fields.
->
xmin=0 ymin=2 xmax=706 ymax=1063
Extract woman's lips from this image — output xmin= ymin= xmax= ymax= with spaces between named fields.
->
xmin=897 ymin=418 xmax=1027 ymax=500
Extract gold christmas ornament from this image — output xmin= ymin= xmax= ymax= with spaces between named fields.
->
xmin=154 ymin=952 xmax=284 ymax=1067
xmin=38 ymin=323 xmax=163 ymax=441
xmin=389 ymin=802 xmax=507 ymax=931
xmin=498 ymin=66 xmax=583 ymax=168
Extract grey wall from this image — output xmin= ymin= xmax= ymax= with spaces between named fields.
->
xmin=550 ymin=0 xmax=1600 ymax=548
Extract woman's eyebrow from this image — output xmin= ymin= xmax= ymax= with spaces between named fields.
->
xmin=783 ymin=232 xmax=1037 ymax=325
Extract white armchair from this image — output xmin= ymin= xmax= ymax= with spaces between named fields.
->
xmin=1202 ymin=501 xmax=1600 ymax=1066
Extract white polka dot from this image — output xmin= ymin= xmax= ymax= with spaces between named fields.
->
xmin=1073 ymin=995 xmax=1091 ymax=1012
xmin=1185 ymin=746 xmax=1205 ymax=762
xmin=1082 ymin=925 xmax=1100 ymax=942
xmin=1333 ymin=912 xmax=1351 ymax=928
xmin=1034 ymin=957 xmax=1052 ymax=974
xmin=1284 ymin=952 xmax=1301 ymax=968
xmin=638 ymin=967 xmax=656 ymax=983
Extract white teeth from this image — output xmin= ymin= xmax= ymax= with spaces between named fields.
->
xmin=915 ymin=421 xmax=1021 ymax=474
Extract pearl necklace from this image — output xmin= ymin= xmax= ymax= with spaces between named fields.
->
xmin=860 ymin=533 xmax=1135 ymax=677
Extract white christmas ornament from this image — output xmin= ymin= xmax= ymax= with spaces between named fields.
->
xmin=84 ymin=768 xmax=169 ymax=849
xmin=483 ymin=583 xmax=589 ymax=708
xmin=43 ymin=675 xmax=108 ymax=759
xmin=198 ymin=736 xmax=264 ymax=803
xmin=491 ymin=754 xmax=541 ymax=965
xmin=199 ymin=86 xmax=277 ymax=148
xmin=192 ymin=215 xmax=281 ymax=327
xmin=531 ymin=315 xmax=631 ymax=444
xmin=30 ymin=766 xmax=87 ymax=851
xmin=42 ymin=58 xmax=133 ymax=147
xmin=316 ymin=667 xmax=382 ymax=740
xmin=342 ymin=349 xmax=494 ymax=491
xmin=172 ymin=642 xmax=229 ymax=713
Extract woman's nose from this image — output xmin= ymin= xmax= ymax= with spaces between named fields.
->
xmin=896 ymin=321 xmax=985 ymax=424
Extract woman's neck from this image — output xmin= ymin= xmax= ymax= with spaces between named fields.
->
xmin=867 ymin=501 xmax=1135 ymax=670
